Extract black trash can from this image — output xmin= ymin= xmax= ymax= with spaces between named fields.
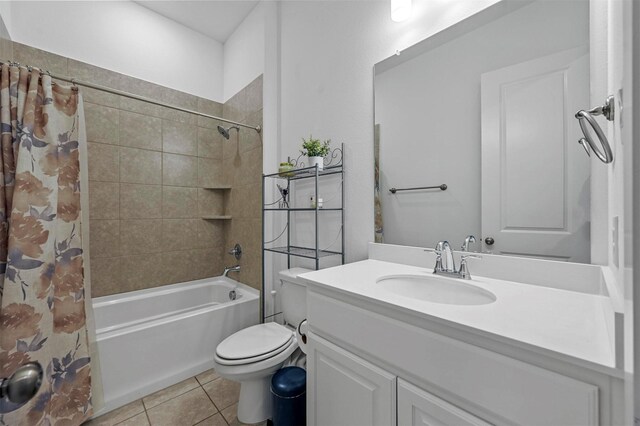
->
xmin=271 ymin=366 xmax=306 ymax=426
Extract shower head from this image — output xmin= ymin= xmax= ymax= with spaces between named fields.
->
xmin=217 ymin=125 xmax=240 ymax=140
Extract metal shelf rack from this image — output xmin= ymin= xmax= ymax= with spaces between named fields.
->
xmin=263 ymin=246 xmax=343 ymax=259
xmin=262 ymin=143 xmax=345 ymax=275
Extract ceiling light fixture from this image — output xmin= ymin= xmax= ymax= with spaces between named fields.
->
xmin=391 ymin=0 xmax=412 ymax=22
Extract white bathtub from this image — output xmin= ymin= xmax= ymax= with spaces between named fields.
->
xmin=92 ymin=276 xmax=259 ymax=415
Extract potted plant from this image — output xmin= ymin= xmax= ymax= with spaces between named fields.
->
xmin=301 ymin=135 xmax=331 ymax=170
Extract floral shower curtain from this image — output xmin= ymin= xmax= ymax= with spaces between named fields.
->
xmin=0 ymin=65 xmax=92 ymax=425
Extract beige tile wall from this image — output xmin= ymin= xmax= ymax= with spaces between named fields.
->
xmin=222 ymin=77 xmax=264 ymax=290
xmin=0 ymin=37 xmax=13 ymax=68
xmin=9 ymin=41 xmax=263 ymax=296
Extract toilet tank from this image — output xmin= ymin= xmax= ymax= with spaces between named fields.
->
xmin=279 ymin=268 xmax=312 ymax=327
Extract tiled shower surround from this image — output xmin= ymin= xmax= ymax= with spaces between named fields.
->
xmin=5 ymin=41 xmax=263 ymax=296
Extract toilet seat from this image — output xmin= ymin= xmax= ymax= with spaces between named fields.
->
xmin=215 ymin=323 xmax=294 ymax=366
xmin=213 ymin=334 xmax=299 ymax=382
xmin=215 ymin=337 xmax=295 ymax=366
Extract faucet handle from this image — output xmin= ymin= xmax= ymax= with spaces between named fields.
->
xmin=460 ymin=254 xmax=482 ymax=263
xmin=424 ymin=248 xmax=443 ymax=273
xmin=424 ymin=247 xmax=443 ymax=258
xmin=228 ymin=244 xmax=242 ymax=260
xmin=459 ymin=254 xmax=481 ymax=280
xmin=461 ymin=253 xmax=481 ymax=259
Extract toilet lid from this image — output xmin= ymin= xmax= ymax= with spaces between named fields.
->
xmin=215 ymin=338 xmax=296 ymax=366
xmin=216 ymin=323 xmax=294 ymax=360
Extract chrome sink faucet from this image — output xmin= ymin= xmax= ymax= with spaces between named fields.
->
xmin=426 ymin=240 xmax=481 ymax=280
xmin=435 ymin=241 xmax=455 ymax=273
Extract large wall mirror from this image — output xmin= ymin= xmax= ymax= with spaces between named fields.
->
xmin=374 ymin=0 xmax=592 ymax=263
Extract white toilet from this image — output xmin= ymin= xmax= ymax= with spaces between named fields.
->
xmin=213 ymin=268 xmax=310 ymax=424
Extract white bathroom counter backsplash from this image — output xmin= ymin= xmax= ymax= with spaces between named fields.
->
xmin=368 ymin=243 xmax=608 ymax=295
xmin=300 ymin=256 xmax=617 ymax=374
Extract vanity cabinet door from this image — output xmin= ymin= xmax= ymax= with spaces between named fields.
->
xmin=307 ymin=332 xmax=396 ymax=426
xmin=398 ymin=379 xmax=491 ymax=426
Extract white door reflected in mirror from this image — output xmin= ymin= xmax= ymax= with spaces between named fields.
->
xmin=481 ymin=47 xmax=590 ymax=263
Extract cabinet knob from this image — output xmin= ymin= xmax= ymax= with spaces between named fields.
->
xmin=484 ymin=237 xmax=495 ymax=246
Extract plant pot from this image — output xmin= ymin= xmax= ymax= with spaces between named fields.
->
xmin=309 ymin=156 xmax=324 ymax=170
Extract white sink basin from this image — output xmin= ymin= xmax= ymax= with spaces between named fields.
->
xmin=376 ymin=274 xmax=496 ymax=306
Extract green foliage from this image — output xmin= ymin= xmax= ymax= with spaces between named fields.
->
xmin=301 ymin=135 xmax=331 ymax=157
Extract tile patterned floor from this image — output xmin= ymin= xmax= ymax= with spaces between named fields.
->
xmin=85 ymin=369 xmax=267 ymax=426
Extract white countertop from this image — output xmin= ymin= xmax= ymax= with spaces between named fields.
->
xmin=300 ymin=259 xmax=615 ymax=370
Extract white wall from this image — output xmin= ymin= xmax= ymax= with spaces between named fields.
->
xmin=223 ymin=2 xmax=265 ymax=102
xmin=0 ymin=1 xmax=11 ymax=41
xmin=375 ymin=0 xmax=589 ymax=250
xmin=0 ymin=0 xmax=508 ymax=263
xmin=4 ymin=1 xmax=224 ymax=102
xmin=276 ymin=0 xmax=500 ymax=262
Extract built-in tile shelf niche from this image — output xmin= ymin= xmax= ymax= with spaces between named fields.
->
xmin=202 ymin=186 xmax=232 ymax=220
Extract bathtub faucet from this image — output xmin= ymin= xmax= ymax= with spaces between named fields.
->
xmin=223 ymin=265 xmax=240 ymax=277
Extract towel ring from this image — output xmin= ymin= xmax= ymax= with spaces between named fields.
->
xmin=575 ymin=95 xmax=614 ymax=164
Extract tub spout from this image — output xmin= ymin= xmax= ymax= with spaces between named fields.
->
xmin=223 ymin=265 xmax=240 ymax=277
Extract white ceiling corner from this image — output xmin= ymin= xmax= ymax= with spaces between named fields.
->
xmin=135 ymin=0 xmax=259 ymax=43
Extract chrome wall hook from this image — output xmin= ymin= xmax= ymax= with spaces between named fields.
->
xmin=575 ymin=95 xmax=614 ymax=164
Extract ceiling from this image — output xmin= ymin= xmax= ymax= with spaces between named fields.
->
xmin=136 ymin=1 xmax=260 ymax=43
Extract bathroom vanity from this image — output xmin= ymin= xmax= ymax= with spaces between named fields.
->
xmin=300 ymin=244 xmax=624 ymax=426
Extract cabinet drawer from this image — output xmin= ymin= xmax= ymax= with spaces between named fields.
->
xmin=308 ymin=291 xmax=600 ymax=425
xmin=398 ymin=379 xmax=492 ymax=426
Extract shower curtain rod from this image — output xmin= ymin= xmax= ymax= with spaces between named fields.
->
xmin=1 ymin=61 xmax=262 ymax=133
